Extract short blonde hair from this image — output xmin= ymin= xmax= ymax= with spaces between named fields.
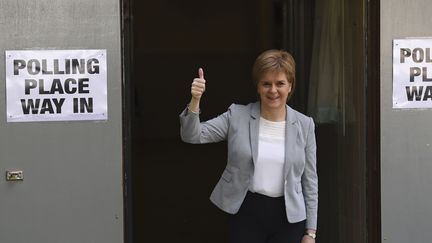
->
xmin=252 ymin=49 xmax=296 ymax=98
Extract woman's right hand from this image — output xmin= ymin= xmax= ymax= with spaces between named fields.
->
xmin=191 ymin=68 xmax=206 ymax=99
xmin=189 ymin=68 xmax=206 ymax=113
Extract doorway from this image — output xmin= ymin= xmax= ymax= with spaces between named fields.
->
xmin=122 ymin=0 xmax=380 ymax=242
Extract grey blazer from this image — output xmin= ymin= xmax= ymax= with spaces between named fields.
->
xmin=179 ymin=102 xmax=318 ymax=229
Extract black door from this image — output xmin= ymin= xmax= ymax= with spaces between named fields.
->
xmin=122 ymin=0 xmax=380 ymax=242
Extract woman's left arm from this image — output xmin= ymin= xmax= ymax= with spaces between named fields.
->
xmin=301 ymin=117 xmax=318 ymax=231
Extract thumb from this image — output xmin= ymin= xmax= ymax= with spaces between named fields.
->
xmin=198 ymin=67 xmax=204 ymax=79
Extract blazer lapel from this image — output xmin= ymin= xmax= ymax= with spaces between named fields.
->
xmin=284 ymin=105 xmax=298 ymax=177
xmin=250 ymin=102 xmax=260 ymax=164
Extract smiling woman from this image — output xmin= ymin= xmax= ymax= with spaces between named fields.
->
xmin=253 ymin=50 xmax=296 ymax=121
xmin=180 ymin=49 xmax=318 ymax=243
xmin=257 ymin=72 xmax=292 ymax=121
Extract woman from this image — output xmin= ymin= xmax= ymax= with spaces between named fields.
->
xmin=179 ymin=50 xmax=317 ymax=243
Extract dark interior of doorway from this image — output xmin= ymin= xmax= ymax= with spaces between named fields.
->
xmin=121 ymin=0 xmax=381 ymax=242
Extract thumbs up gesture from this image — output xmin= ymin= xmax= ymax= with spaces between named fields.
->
xmin=188 ymin=68 xmax=206 ymax=113
xmin=191 ymin=68 xmax=206 ymax=100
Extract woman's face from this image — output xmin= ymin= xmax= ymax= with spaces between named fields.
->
xmin=257 ymin=71 xmax=292 ymax=111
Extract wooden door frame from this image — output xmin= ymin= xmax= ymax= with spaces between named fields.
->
xmin=366 ymin=0 xmax=381 ymax=242
xmin=121 ymin=0 xmax=134 ymax=242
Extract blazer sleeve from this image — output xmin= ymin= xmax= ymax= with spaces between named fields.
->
xmin=301 ymin=117 xmax=318 ymax=229
xmin=179 ymin=105 xmax=232 ymax=144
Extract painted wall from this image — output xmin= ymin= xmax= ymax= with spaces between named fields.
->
xmin=0 ymin=1 xmax=123 ymax=243
xmin=381 ymin=0 xmax=432 ymax=242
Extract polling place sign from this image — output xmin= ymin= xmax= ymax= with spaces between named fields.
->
xmin=5 ymin=50 xmax=107 ymax=122
xmin=393 ymin=39 xmax=432 ymax=108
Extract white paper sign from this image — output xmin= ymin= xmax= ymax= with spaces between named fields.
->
xmin=5 ymin=49 xmax=107 ymax=122
xmin=393 ymin=39 xmax=432 ymax=108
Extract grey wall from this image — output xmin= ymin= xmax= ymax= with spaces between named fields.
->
xmin=381 ymin=0 xmax=432 ymax=242
xmin=0 ymin=1 xmax=123 ymax=243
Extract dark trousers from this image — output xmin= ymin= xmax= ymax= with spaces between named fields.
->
xmin=228 ymin=191 xmax=305 ymax=243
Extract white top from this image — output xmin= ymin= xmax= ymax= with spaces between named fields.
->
xmin=250 ymin=117 xmax=286 ymax=197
